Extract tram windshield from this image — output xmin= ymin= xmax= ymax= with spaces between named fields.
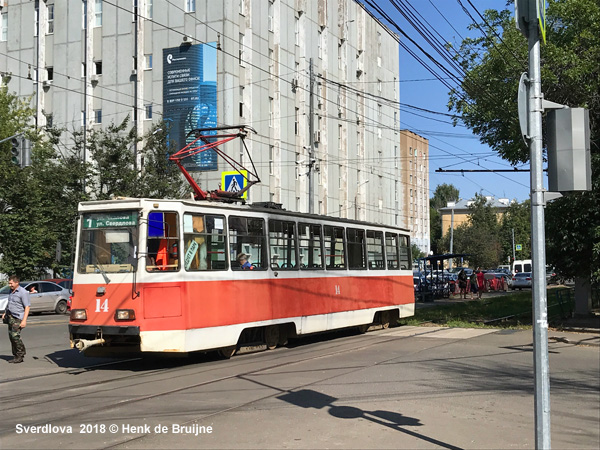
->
xmin=78 ymin=211 xmax=138 ymax=273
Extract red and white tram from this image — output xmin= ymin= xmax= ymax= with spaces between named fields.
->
xmin=69 ymin=198 xmax=415 ymax=357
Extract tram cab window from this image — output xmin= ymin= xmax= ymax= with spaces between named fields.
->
xmin=183 ymin=214 xmax=227 ymax=271
xmin=347 ymin=228 xmax=366 ymax=270
xmin=229 ymin=216 xmax=267 ymax=270
xmin=79 ymin=211 xmax=138 ymax=274
xmin=298 ymin=223 xmax=323 ymax=269
xmin=367 ymin=230 xmax=385 ymax=270
xmin=269 ymin=220 xmax=298 ymax=269
xmin=385 ymin=233 xmax=400 ymax=270
xmin=324 ymin=225 xmax=346 ymax=269
xmin=146 ymin=211 xmax=180 ymax=272
xmin=399 ymin=235 xmax=411 ymax=269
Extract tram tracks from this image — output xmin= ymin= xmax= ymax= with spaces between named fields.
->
xmin=0 ymin=330 xmax=409 ymax=439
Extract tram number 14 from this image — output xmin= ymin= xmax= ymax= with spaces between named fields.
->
xmin=96 ymin=298 xmax=109 ymax=312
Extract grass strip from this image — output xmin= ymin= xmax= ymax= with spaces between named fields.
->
xmin=399 ymin=287 xmax=574 ymax=329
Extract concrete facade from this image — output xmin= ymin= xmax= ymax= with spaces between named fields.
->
xmin=1 ymin=0 xmax=429 ymax=248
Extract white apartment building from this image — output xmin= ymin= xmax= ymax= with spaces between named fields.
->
xmin=1 ymin=0 xmax=430 ymax=239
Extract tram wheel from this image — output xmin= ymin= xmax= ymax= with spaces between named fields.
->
xmin=264 ymin=325 xmax=280 ymax=350
xmin=217 ymin=346 xmax=237 ymax=359
xmin=357 ymin=324 xmax=370 ymax=334
xmin=380 ymin=311 xmax=391 ymax=329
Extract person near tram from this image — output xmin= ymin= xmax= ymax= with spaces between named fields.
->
xmin=476 ymin=268 xmax=485 ymax=299
xmin=457 ymin=269 xmax=468 ymax=299
xmin=237 ymin=253 xmax=254 ymax=270
xmin=1 ymin=275 xmax=31 ymax=364
xmin=469 ymin=271 xmax=478 ymax=300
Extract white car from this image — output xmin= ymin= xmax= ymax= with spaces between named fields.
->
xmin=0 ymin=281 xmax=70 ymax=314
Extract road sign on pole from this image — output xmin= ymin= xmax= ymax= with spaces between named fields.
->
xmin=516 ymin=244 xmax=523 ymax=251
xmin=222 ymin=170 xmax=248 ymax=199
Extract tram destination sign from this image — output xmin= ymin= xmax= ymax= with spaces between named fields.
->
xmin=84 ymin=212 xmax=138 ymax=229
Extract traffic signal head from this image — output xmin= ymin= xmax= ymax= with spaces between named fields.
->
xmin=10 ymin=137 xmax=22 ymax=166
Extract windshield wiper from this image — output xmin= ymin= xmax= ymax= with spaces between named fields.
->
xmin=93 ymin=264 xmax=112 ymax=285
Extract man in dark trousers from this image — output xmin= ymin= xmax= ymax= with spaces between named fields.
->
xmin=1 ymin=275 xmax=30 ymax=363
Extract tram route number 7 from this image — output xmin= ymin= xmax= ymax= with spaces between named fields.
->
xmin=96 ymin=298 xmax=109 ymax=312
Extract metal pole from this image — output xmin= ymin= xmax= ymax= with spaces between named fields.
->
xmin=512 ymin=228 xmax=516 ymax=263
xmin=449 ymin=208 xmax=454 ymax=269
xmin=308 ymin=58 xmax=315 ymax=214
xmin=527 ymin=2 xmax=551 ymax=447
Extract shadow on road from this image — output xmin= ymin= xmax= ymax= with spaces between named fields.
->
xmin=277 ymin=388 xmax=461 ymax=450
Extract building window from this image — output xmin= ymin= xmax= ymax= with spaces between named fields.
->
xmin=268 ymin=1 xmax=273 ymax=32
xmin=318 ymin=30 xmax=323 ymax=59
xmin=34 ymin=6 xmax=39 ymax=37
xmin=185 ymin=0 xmax=195 ymax=13
xmin=144 ymin=104 xmax=152 ymax=120
xmin=146 ymin=0 xmax=153 ymax=18
xmin=295 ymin=108 xmax=299 ymax=135
xmin=269 ymin=146 xmax=274 ymax=175
xmin=81 ymin=63 xmax=86 ymax=78
xmin=82 ymin=0 xmax=87 ymax=29
xmin=295 ymin=17 xmax=299 ymax=46
xmin=144 ymin=54 xmax=153 ymax=70
xmin=269 ymin=97 xmax=274 ymax=127
xmin=47 ymin=4 xmax=55 ymax=34
xmin=0 ymin=12 xmax=7 ymax=42
xmin=94 ymin=0 xmax=103 ymax=27
xmin=238 ymin=33 xmax=244 ymax=66
xmin=46 ymin=114 xmax=53 ymax=128
xmin=94 ymin=61 xmax=102 ymax=75
xmin=47 ymin=67 xmax=54 ymax=81
xmin=81 ymin=111 xmax=86 ymax=126
xmin=94 ymin=109 xmax=102 ymax=124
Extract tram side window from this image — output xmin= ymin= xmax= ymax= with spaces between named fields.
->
xmin=324 ymin=225 xmax=346 ymax=269
xmin=347 ymin=228 xmax=366 ymax=270
xmin=385 ymin=233 xmax=400 ymax=270
xmin=269 ymin=220 xmax=298 ymax=269
xmin=146 ymin=211 xmax=180 ymax=271
xmin=298 ymin=223 xmax=324 ymax=269
xmin=183 ymin=214 xmax=227 ymax=271
xmin=367 ymin=230 xmax=385 ymax=270
xmin=399 ymin=235 xmax=411 ymax=269
xmin=229 ymin=216 xmax=267 ymax=270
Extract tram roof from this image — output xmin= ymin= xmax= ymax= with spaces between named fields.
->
xmin=78 ymin=197 xmax=410 ymax=233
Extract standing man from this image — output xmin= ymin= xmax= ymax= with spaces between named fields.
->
xmin=1 ymin=275 xmax=30 ymax=363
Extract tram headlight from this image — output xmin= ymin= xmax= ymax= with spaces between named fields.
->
xmin=70 ymin=309 xmax=87 ymax=321
xmin=114 ymin=309 xmax=136 ymax=321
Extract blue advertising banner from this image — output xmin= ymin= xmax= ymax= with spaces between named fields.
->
xmin=163 ymin=44 xmax=218 ymax=171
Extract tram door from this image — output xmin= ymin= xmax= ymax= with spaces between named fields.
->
xmin=143 ymin=211 xmax=182 ymax=319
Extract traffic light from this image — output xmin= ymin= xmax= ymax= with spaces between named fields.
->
xmin=10 ymin=137 xmax=22 ymax=167
xmin=9 ymin=136 xmax=31 ymax=168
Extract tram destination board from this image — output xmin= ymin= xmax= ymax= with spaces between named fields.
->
xmin=83 ymin=212 xmax=138 ymax=229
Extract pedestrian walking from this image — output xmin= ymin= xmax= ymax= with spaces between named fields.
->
xmin=469 ymin=272 xmax=478 ymax=300
xmin=458 ymin=269 xmax=468 ymax=299
xmin=1 ymin=275 xmax=31 ymax=363
xmin=476 ymin=268 xmax=485 ymax=299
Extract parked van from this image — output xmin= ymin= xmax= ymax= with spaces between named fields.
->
xmin=513 ymin=259 xmax=532 ymax=274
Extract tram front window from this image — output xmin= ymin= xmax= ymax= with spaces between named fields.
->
xmin=79 ymin=211 xmax=138 ymax=273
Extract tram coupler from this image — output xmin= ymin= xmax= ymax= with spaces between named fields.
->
xmin=74 ymin=338 xmax=106 ymax=352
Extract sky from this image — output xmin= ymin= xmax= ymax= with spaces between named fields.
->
xmin=373 ymin=0 xmax=537 ymax=203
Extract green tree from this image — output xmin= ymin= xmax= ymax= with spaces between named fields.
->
xmin=438 ymin=194 xmax=503 ymax=268
xmin=429 ymin=183 xmax=460 ymax=254
xmin=499 ymin=200 xmax=531 ymax=263
xmin=448 ymin=0 xmax=599 ymax=284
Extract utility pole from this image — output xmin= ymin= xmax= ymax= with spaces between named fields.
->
xmin=449 ymin=207 xmax=454 ymax=269
xmin=308 ymin=58 xmax=315 ymax=214
xmin=512 ymin=228 xmax=516 ymax=263
xmin=516 ymin=1 xmax=551 ymax=447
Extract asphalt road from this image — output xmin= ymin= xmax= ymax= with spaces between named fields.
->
xmin=0 ymin=315 xmax=598 ymax=449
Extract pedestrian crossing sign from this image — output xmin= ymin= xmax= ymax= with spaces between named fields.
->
xmin=221 ymin=170 xmax=248 ymax=199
